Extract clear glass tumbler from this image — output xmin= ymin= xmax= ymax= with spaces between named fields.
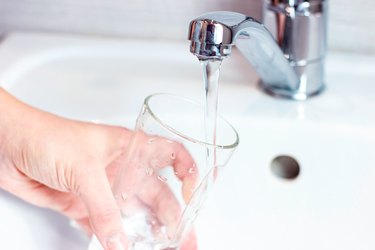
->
xmin=88 ymin=93 xmax=239 ymax=250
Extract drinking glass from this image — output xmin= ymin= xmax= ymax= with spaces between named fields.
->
xmin=88 ymin=93 xmax=239 ymax=250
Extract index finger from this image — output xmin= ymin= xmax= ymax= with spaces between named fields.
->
xmin=135 ymin=132 xmax=199 ymax=203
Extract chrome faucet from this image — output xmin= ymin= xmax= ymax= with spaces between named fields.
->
xmin=188 ymin=0 xmax=327 ymax=100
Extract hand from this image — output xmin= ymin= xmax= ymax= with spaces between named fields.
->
xmin=113 ymin=132 xmax=199 ymax=250
xmin=0 ymin=88 xmax=198 ymax=250
xmin=0 ymin=88 xmax=133 ymax=249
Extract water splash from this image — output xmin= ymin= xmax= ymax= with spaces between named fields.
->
xmin=121 ymin=192 xmax=128 ymax=201
xmin=145 ymin=167 xmax=154 ymax=176
xmin=188 ymin=167 xmax=196 ymax=174
xmin=170 ymin=152 xmax=176 ymax=160
xmin=165 ymin=139 xmax=173 ymax=144
xmin=147 ymin=138 xmax=156 ymax=144
xmin=157 ymin=175 xmax=168 ymax=183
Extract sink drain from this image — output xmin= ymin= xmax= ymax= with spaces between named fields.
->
xmin=270 ymin=155 xmax=300 ymax=180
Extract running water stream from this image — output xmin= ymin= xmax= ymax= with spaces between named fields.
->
xmin=200 ymin=59 xmax=223 ymax=171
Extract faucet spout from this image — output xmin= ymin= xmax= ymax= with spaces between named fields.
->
xmin=188 ymin=8 xmax=327 ymax=100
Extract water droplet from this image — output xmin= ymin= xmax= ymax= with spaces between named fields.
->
xmin=121 ymin=192 xmax=128 ymax=201
xmin=146 ymin=167 xmax=154 ymax=176
xmin=170 ymin=152 xmax=176 ymax=160
xmin=157 ymin=175 xmax=168 ymax=182
xmin=188 ymin=167 xmax=196 ymax=174
xmin=174 ymin=171 xmax=179 ymax=176
xmin=147 ymin=138 xmax=156 ymax=144
xmin=165 ymin=139 xmax=173 ymax=144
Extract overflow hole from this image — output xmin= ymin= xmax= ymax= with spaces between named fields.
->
xmin=270 ymin=155 xmax=300 ymax=180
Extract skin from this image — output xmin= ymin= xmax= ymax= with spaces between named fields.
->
xmin=0 ymin=88 xmax=197 ymax=250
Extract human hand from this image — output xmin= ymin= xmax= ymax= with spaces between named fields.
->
xmin=0 ymin=88 xmax=134 ymax=249
xmin=112 ymin=132 xmax=199 ymax=250
xmin=0 ymin=88 xmax=197 ymax=250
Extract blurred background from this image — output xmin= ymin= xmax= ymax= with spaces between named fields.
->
xmin=0 ymin=0 xmax=374 ymax=54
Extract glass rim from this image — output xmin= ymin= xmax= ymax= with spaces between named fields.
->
xmin=144 ymin=93 xmax=239 ymax=150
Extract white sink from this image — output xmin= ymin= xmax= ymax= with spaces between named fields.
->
xmin=1 ymin=32 xmax=375 ymax=250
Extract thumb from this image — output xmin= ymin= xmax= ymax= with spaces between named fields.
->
xmin=79 ymin=167 xmax=128 ymax=250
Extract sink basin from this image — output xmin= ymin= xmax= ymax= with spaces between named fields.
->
xmin=1 ymin=32 xmax=375 ymax=250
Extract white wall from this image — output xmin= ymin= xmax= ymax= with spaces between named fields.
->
xmin=0 ymin=0 xmax=374 ymax=54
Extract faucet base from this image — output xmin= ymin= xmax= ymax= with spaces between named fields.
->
xmin=260 ymin=83 xmax=325 ymax=101
xmin=260 ymin=58 xmax=326 ymax=100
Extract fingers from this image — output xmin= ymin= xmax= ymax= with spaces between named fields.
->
xmin=99 ymin=126 xmax=132 ymax=166
xmin=74 ymin=217 xmax=93 ymax=236
xmin=0 ymin=170 xmax=89 ymax=221
xmin=120 ymin=132 xmax=200 ymax=241
xmin=101 ymin=131 xmax=199 ymax=249
xmin=135 ymin=132 xmax=199 ymax=203
xmin=78 ymin=166 xmax=128 ymax=250
xmin=173 ymin=145 xmax=199 ymax=203
xmin=135 ymin=175 xmax=183 ymax=238
xmin=180 ymin=229 xmax=198 ymax=250
xmin=159 ymin=139 xmax=199 ymax=203
xmin=1 ymin=175 xmax=95 ymax=236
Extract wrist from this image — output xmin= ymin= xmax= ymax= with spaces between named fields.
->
xmin=0 ymin=88 xmax=23 ymax=145
xmin=0 ymin=88 xmax=19 ymax=186
xmin=0 ymin=88 xmax=12 ymax=154
xmin=0 ymin=88 xmax=38 ymax=168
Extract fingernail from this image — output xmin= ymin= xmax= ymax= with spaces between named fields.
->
xmin=106 ymin=232 xmax=127 ymax=250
